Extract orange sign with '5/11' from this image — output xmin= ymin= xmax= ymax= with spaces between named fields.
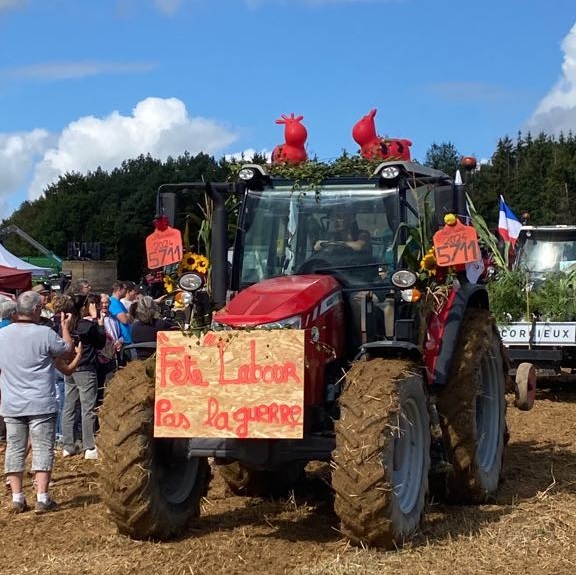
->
xmin=145 ymin=226 xmax=183 ymax=269
xmin=432 ymin=219 xmax=480 ymax=267
xmin=154 ymin=330 xmax=305 ymax=439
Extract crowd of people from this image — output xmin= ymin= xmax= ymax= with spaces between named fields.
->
xmin=0 ymin=278 xmax=175 ymax=514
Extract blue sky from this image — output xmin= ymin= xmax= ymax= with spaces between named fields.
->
xmin=0 ymin=0 xmax=575 ymax=219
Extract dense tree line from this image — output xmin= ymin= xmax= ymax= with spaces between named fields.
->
xmin=2 ymin=132 xmax=576 ymax=280
xmin=471 ymin=133 xmax=576 ymax=228
xmin=2 ymin=152 xmax=230 ymax=280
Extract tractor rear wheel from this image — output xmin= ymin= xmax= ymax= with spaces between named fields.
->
xmin=214 ymin=460 xmax=306 ymax=497
xmin=97 ymin=359 xmax=211 ymax=540
xmin=332 ymin=358 xmax=430 ymax=548
xmin=435 ymin=308 xmax=507 ymax=503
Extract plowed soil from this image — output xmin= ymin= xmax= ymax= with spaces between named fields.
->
xmin=1 ymin=386 xmax=576 ymax=575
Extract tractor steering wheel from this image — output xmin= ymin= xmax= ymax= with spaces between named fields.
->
xmin=315 ymin=241 xmax=356 ymax=255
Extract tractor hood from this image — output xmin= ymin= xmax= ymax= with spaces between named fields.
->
xmin=213 ymin=275 xmax=341 ymax=328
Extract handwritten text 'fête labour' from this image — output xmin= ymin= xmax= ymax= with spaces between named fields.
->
xmin=158 ymin=338 xmax=300 ymax=388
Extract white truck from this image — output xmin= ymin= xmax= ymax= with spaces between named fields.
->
xmin=498 ymin=225 xmax=576 ymax=409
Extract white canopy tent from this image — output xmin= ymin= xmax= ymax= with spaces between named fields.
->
xmin=0 ymin=243 xmax=52 ymax=276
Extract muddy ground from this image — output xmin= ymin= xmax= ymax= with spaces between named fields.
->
xmin=1 ymin=386 xmax=576 ymax=575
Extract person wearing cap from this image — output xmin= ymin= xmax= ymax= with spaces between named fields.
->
xmin=32 ymin=283 xmax=54 ymax=324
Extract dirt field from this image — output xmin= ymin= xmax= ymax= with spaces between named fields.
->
xmin=1 ymin=386 xmax=576 ymax=575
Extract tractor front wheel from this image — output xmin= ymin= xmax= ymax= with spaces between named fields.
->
xmin=435 ymin=309 xmax=507 ymax=503
xmin=332 ymin=358 xmax=430 ymax=548
xmin=97 ymin=360 xmax=211 ymax=540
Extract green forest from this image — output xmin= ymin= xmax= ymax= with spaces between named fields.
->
xmin=3 ymin=131 xmax=576 ymax=281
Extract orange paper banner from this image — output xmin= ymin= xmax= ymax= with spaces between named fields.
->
xmin=433 ymin=219 xmax=480 ymax=266
xmin=154 ymin=330 xmax=305 ymax=439
xmin=145 ymin=226 xmax=183 ymax=269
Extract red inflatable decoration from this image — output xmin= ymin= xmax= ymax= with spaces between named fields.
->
xmin=271 ymin=113 xmax=308 ymax=165
xmin=352 ymin=108 xmax=412 ymax=161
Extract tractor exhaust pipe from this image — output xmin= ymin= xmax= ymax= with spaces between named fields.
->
xmin=205 ymin=182 xmax=228 ymax=310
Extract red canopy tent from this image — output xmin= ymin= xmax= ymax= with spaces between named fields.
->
xmin=0 ymin=265 xmax=32 ymax=291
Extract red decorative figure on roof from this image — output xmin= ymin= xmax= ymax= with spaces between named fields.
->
xmin=352 ymin=109 xmax=412 ymax=161
xmin=271 ymin=113 xmax=308 ymax=165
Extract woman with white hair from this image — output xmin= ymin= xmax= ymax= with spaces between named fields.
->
xmin=130 ymin=296 xmax=174 ymax=359
xmin=0 ymin=297 xmax=16 ymax=329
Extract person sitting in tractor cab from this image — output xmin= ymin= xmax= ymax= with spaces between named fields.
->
xmin=313 ymin=211 xmax=372 ymax=254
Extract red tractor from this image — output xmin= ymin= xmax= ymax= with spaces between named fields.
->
xmin=98 ymin=159 xmax=509 ymax=548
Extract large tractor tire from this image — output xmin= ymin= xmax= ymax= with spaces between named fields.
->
xmin=435 ymin=308 xmax=507 ymax=504
xmin=332 ymin=358 xmax=430 ymax=548
xmin=214 ymin=460 xmax=306 ymax=497
xmin=97 ymin=360 xmax=211 ymax=540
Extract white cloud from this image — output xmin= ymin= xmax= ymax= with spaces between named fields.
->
xmin=526 ymin=23 xmax=576 ymax=135
xmin=225 ymin=148 xmax=271 ymax=162
xmin=5 ymin=61 xmax=155 ymax=81
xmin=28 ymin=97 xmax=238 ymax=200
xmin=427 ymin=82 xmax=518 ymax=102
xmin=153 ymin=0 xmax=184 ymax=15
xmin=0 ymin=129 xmax=52 ymax=210
xmin=151 ymin=0 xmax=401 ymax=12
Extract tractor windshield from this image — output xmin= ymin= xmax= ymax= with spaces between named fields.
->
xmin=237 ymin=186 xmax=399 ymax=287
xmin=515 ymin=228 xmax=576 ymax=274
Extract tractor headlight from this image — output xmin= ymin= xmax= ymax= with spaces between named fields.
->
xmin=178 ymin=272 xmax=204 ymax=292
xmin=380 ymin=166 xmax=400 ymax=179
xmin=238 ymin=167 xmax=255 ymax=180
xmin=391 ymin=269 xmax=417 ymax=289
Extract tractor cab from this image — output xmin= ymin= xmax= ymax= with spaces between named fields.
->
xmin=156 ymin=162 xmax=463 ymax=362
xmin=228 ymin=162 xmax=455 ymax=290
xmin=206 ymin=161 xmax=460 ymax=361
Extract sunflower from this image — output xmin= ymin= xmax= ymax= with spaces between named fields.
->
xmin=193 ymin=255 xmax=209 ymax=275
xmin=178 ymin=251 xmax=210 ymax=275
xmin=163 ymin=275 xmax=176 ymax=293
xmin=420 ymin=248 xmax=437 ymax=275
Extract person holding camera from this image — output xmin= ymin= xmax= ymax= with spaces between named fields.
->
xmin=95 ymin=292 xmax=122 ymax=405
xmin=61 ymin=293 xmax=105 ymax=460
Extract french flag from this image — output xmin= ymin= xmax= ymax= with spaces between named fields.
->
xmin=498 ymin=195 xmax=523 ymax=246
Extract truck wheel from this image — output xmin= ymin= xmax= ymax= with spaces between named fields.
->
xmin=214 ymin=460 xmax=306 ymax=497
xmin=515 ymin=362 xmax=536 ymax=411
xmin=332 ymin=358 xmax=430 ymax=548
xmin=97 ymin=360 xmax=211 ymax=540
xmin=435 ymin=308 xmax=507 ymax=503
